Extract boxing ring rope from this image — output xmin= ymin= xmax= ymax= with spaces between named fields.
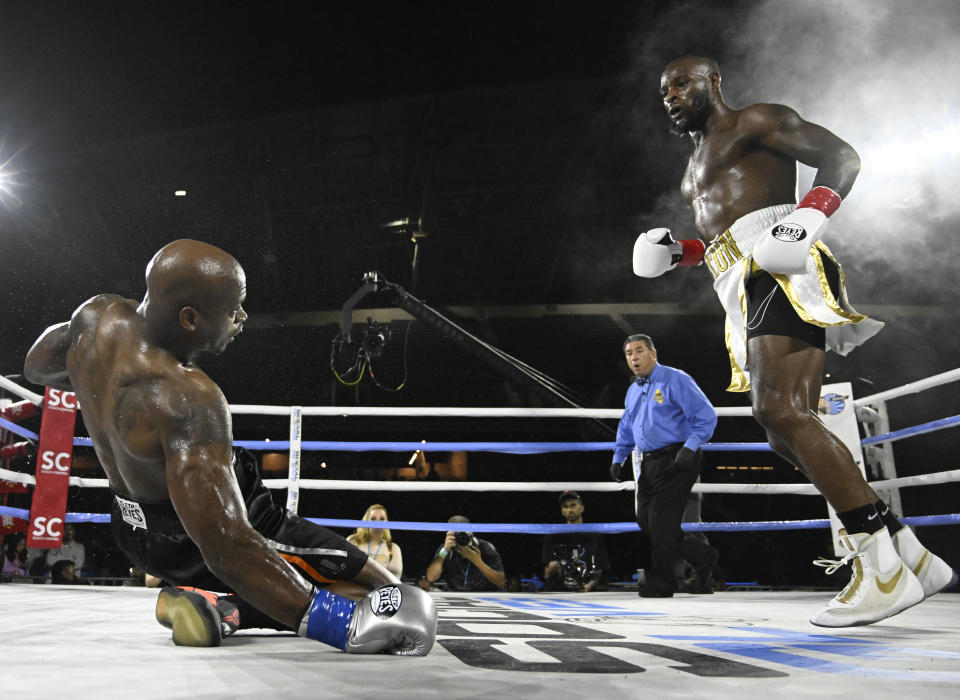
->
xmin=2 ymin=368 xmax=959 ymax=536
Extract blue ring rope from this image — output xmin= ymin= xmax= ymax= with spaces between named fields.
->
xmin=0 ymin=416 xmax=39 ymax=441
xmin=1 ymin=505 xmax=956 ymax=532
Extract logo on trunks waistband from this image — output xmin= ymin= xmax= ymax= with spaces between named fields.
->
xmin=704 ymin=230 xmax=745 ymax=280
xmin=115 ymin=495 xmax=147 ymax=530
xmin=370 ymin=584 xmax=403 ymax=617
xmin=771 ymin=223 xmax=807 ymax=242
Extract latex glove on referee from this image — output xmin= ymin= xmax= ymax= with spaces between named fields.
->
xmin=299 ymin=583 xmax=437 ymax=655
xmin=610 ymin=460 xmax=628 ymax=482
xmin=672 ymin=446 xmax=697 ymax=469
xmin=752 ymin=186 xmax=842 ymax=275
xmin=632 ymin=227 xmax=705 ymax=278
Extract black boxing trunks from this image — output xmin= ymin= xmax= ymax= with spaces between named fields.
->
xmin=111 ymin=448 xmax=367 ymax=591
xmin=744 ymin=248 xmax=843 ymax=350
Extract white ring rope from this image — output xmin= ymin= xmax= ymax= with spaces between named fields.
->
xmin=3 ymin=466 xmax=959 ymax=495
xmin=228 ymin=404 xmax=753 ymax=418
xmin=0 ymin=375 xmax=43 ymax=405
xmin=226 ymin=368 xmax=960 ymax=418
xmin=5 ymin=367 xmax=957 ymax=419
xmin=2 ymin=369 xmax=957 ymax=500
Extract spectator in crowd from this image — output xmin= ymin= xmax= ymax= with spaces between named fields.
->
xmin=424 ymin=515 xmax=505 ymax=591
xmin=610 ymin=333 xmax=718 ymax=597
xmin=45 ymin=523 xmax=86 ymax=573
xmin=542 ymin=491 xmax=609 ymax=592
xmin=51 ymin=559 xmax=88 ymax=585
xmin=346 ymin=504 xmax=403 ymax=578
xmin=2 ymin=533 xmax=28 ymax=577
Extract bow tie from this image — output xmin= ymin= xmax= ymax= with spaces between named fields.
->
xmin=635 ymin=376 xmax=650 ymax=385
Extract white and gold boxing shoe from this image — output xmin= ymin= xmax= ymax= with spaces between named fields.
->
xmin=809 ymin=527 xmax=925 ymax=628
xmin=891 ymin=525 xmax=958 ymax=598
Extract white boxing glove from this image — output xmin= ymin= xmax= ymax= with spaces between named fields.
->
xmin=753 ymin=186 xmax=842 ymax=275
xmin=298 ymin=584 xmax=437 ymax=656
xmin=632 ymin=228 xmax=705 ymax=278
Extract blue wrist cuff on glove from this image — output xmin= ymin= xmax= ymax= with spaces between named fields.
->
xmin=302 ymin=588 xmax=357 ymax=650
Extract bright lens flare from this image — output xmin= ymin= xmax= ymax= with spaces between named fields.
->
xmin=0 ymin=165 xmax=23 ymax=209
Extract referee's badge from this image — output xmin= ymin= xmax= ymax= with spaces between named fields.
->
xmin=654 ymin=388 xmax=664 ymax=404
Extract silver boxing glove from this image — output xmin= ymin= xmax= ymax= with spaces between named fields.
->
xmin=345 ymin=583 xmax=437 ymax=656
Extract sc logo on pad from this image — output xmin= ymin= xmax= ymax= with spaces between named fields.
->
xmin=31 ymin=516 xmax=63 ymax=539
xmin=370 ymin=585 xmax=403 ymax=617
xmin=40 ymin=450 xmax=72 ymax=473
xmin=47 ymin=388 xmax=79 ymax=412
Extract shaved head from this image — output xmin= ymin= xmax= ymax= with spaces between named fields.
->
xmin=663 ymin=55 xmax=721 ymax=82
xmin=145 ymin=239 xmax=244 ymax=312
xmin=139 ymin=239 xmax=247 ymax=358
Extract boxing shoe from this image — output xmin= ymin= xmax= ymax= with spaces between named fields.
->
xmin=810 ymin=528 xmax=924 ymax=628
xmin=891 ymin=526 xmax=958 ymax=598
xmin=155 ymin=586 xmax=240 ymax=647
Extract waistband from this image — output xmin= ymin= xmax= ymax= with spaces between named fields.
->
xmin=704 ymin=204 xmax=794 ymax=281
xmin=642 ymin=443 xmax=684 ymax=459
xmin=112 ymin=492 xmax=185 ymax=533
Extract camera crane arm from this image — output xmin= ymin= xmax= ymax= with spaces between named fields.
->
xmin=332 ymin=271 xmax=614 ymax=437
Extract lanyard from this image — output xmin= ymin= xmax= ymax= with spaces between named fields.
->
xmin=455 ymin=556 xmax=472 ymax=585
xmin=366 ymin=541 xmax=384 ymax=560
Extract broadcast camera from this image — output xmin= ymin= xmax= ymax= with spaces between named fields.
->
xmin=552 ymin=544 xmax=596 ymax=591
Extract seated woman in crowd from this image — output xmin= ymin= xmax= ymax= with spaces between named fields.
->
xmin=346 ymin=504 xmax=403 ymax=578
xmin=2 ymin=533 xmax=28 ymax=577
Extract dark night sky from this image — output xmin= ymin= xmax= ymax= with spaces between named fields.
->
xmin=0 ymin=2 xmax=646 ymax=145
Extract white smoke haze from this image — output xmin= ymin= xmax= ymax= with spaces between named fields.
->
xmin=720 ymin=0 xmax=960 ymax=300
xmin=621 ymin=0 xmax=960 ymax=304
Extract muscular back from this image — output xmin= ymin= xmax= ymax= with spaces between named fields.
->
xmin=64 ymin=295 xmax=232 ymax=503
xmin=681 ymin=104 xmax=801 ymax=242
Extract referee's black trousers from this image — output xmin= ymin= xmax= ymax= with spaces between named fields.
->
xmin=634 ymin=443 xmax=702 ymax=592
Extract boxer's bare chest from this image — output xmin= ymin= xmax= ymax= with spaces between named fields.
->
xmin=681 ymin=127 xmax=796 ymax=240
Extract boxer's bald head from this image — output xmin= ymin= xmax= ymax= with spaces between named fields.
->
xmin=141 ymin=239 xmax=247 ymax=359
xmin=663 ymin=55 xmax=721 ymax=83
xmin=146 ymin=239 xmax=244 ymax=311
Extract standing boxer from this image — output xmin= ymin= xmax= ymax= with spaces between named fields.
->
xmin=24 ymin=239 xmax=436 ymax=653
xmin=633 ymin=56 xmax=954 ymax=626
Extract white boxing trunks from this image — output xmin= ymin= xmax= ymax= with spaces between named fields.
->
xmin=704 ymin=204 xmax=884 ymax=392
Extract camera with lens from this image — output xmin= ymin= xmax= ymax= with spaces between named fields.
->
xmin=553 ymin=545 xmax=594 ymax=591
xmin=454 ymin=531 xmax=477 ymax=547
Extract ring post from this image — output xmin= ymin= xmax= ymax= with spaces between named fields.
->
xmin=286 ymin=406 xmax=303 ymax=514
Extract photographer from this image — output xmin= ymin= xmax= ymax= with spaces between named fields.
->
xmin=424 ymin=515 xmax=505 ymax=591
xmin=542 ymin=491 xmax=608 ymax=592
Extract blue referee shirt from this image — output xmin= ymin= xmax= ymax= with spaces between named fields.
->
xmin=612 ymin=362 xmax=717 ymax=463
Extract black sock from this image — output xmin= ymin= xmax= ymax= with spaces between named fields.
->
xmin=836 ymin=503 xmax=884 ymax=535
xmin=874 ymin=500 xmax=904 ymax=535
